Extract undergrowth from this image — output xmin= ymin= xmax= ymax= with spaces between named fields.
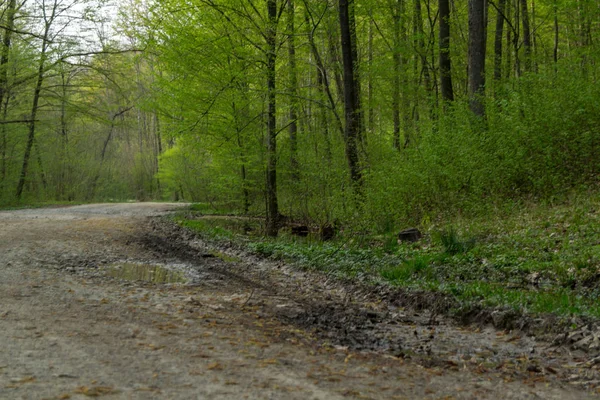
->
xmin=176 ymin=194 xmax=600 ymax=319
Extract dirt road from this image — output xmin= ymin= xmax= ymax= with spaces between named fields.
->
xmin=0 ymin=203 xmax=597 ymax=399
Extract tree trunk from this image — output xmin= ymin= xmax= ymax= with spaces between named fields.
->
xmin=89 ymin=107 xmax=133 ymax=200
xmin=0 ymin=0 xmax=17 ymax=188
xmin=0 ymin=0 xmax=16 ymax=114
xmin=468 ymin=0 xmax=487 ymax=118
xmin=347 ymin=1 xmax=364 ymax=146
xmin=439 ymin=0 xmax=454 ymax=102
xmin=304 ymin=6 xmax=344 ymax=140
xmin=520 ymin=0 xmax=531 ymax=72
xmin=531 ymin=0 xmax=538 ymax=72
xmin=287 ymin=0 xmax=299 ymax=181
xmin=494 ymin=0 xmax=507 ymax=82
xmin=16 ymin=32 xmax=52 ymax=199
xmin=392 ymin=0 xmax=403 ymax=149
xmin=233 ymin=101 xmax=250 ymax=214
xmin=414 ymin=0 xmax=432 ymax=96
xmin=154 ymin=112 xmax=162 ymax=195
xmin=553 ymin=0 xmax=559 ymax=68
xmin=506 ymin=0 xmax=513 ymax=79
xmin=339 ymin=0 xmax=362 ymax=187
xmin=367 ymin=17 xmax=374 ymax=134
xmin=33 ymin=138 xmax=47 ymax=191
xmin=513 ymin=0 xmax=521 ymax=77
xmin=265 ymin=0 xmax=279 ymax=237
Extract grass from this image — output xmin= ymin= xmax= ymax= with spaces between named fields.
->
xmin=176 ymin=194 xmax=600 ymax=319
xmin=0 ymin=200 xmax=85 ymax=211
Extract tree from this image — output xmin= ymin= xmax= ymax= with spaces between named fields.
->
xmin=287 ymin=0 xmax=299 ymax=182
xmin=339 ymin=0 xmax=362 ymax=187
xmin=520 ymin=0 xmax=531 ymax=72
xmin=439 ymin=0 xmax=454 ymax=102
xmin=468 ymin=0 xmax=487 ymax=117
xmin=16 ymin=0 xmax=60 ymax=200
xmin=265 ymin=0 xmax=280 ymax=236
xmin=494 ymin=0 xmax=507 ymax=82
xmin=0 ymin=0 xmax=18 ymax=190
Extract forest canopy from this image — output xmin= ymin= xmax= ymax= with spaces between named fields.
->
xmin=0 ymin=0 xmax=599 ymax=235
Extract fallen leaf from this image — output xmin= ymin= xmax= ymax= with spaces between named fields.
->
xmin=74 ymin=386 xmax=118 ymax=397
xmin=11 ymin=376 xmax=36 ymax=384
xmin=207 ymin=363 xmax=224 ymax=371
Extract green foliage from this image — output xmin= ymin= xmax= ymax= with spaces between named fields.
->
xmin=437 ymin=227 xmax=475 ymax=255
xmin=177 ymin=194 xmax=600 ymax=318
xmin=176 ymin=218 xmax=236 ymax=241
xmin=381 ymin=255 xmax=436 ymax=282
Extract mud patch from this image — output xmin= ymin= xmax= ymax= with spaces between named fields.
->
xmin=106 ymin=262 xmax=188 ymax=284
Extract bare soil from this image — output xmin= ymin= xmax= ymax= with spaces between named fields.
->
xmin=0 ymin=203 xmax=598 ymax=399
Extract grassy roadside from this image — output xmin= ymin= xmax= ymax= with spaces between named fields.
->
xmin=0 ymin=201 xmax=86 ymax=211
xmin=175 ymin=195 xmax=600 ymax=320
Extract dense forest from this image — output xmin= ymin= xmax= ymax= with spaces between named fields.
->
xmin=0 ymin=0 xmax=599 ymax=235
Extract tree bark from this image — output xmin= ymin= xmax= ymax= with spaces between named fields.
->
xmin=414 ymin=0 xmax=432 ymax=96
xmin=287 ymin=0 xmax=299 ymax=181
xmin=468 ymin=0 xmax=487 ymax=118
xmin=16 ymin=1 xmax=56 ymax=200
xmin=553 ymin=0 xmax=559 ymax=67
xmin=520 ymin=0 xmax=531 ymax=72
xmin=265 ymin=0 xmax=279 ymax=237
xmin=494 ymin=0 xmax=506 ymax=82
xmin=0 ymin=0 xmax=17 ymax=187
xmin=439 ymin=0 xmax=454 ymax=102
xmin=392 ymin=0 xmax=403 ymax=149
xmin=303 ymin=5 xmax=345 ymax=139
xmin=367 ymin=17 xmax=374 ymax=134
xmin=339 ymin=0 xmax=362 ymax=187
xmin=89 ymin=107 xmax=133 ymax=200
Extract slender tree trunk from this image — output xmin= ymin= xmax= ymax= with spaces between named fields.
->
xmin=347 ymin=1 xmax=364 ymax=146
xmin=553 ymin=0 xmax=559 ymax=68
xmin=233 ymin=100 xmax=250 ymax=214
xmin=0 ymin=96 xmax=8 ymax=188
xmin=33 ymin=138 xmax=47 ymax=191
xmin=58 ymin=70 xmax=70 ymax=200
xmin=265 ymin=0 xmax=279 ymax=236
xmin=16 ymin=41 xmax=50 ymax=199
xmin=439 ymin=0 xmax=454 ymax=102
xmin=425 ymin=0 xmax=439 ymax=108
xmin=531 ymin=0 xmax=538 ymax=72
xmin=304 ymin=7 xmax=344 ymax=139
xmin=520 ymin=0 xmax=531 ymax=72
xmin=339 ymin=0 xmax=362 ymax=187
xmin=506 ymin=0 xmax=513 ymax=79
xmin=154 ymin=112 xmax=162 ymax=195
xmin=367 ymin=17 xmax=374 ymax=134
xmin=89 ymin=107 xmax=133 ymax=200
xmin=468 ymin=0 xmax=487 ymax=117
xmin=414 ymin=0 xmax=432 ymax=95
xmin=494 ymin=0 xmax=507 ymax=82
xmin=327 ymin=20 xmax=345 ymax=115
xmin=287 ymin=0 xmax=299 ymax=181
xmin=0 ymin=0 xmax=17 ymax=188
xmin=514 ymin=0 xmax=521 ymax=77
xmin=0 ymin=0 xmax=16 ymax=114
xmin=317 ymin=69 xmax=333 ymax=163
xmin=392 ymin=0 xmax=402 ymax=149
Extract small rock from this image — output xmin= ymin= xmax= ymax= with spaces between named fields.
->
xmin=573 ymin=335 xmax=593 ymax=350
xmin=398 ymin=228 xmax=422 ymax=243
xmin=568 ymin=328 xmax=588 ymax=343
xmin=526 ymin=364 xmax=541 ymax=373
xmin=184 ymin=296 xmax=201 ymax=305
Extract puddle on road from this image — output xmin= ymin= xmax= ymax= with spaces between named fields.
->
xmin=107 ymin=263 xmax=188 ymax=284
